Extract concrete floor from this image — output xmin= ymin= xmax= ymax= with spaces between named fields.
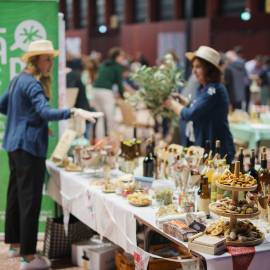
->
xmin=0 ymin=241 xmax=82 ymax=270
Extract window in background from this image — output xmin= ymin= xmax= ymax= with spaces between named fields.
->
xmin=134 ymin=0 xmax=148 ymax=23
xmin=96 ymin=0 xmax=105 ymax=26
xmin=158 ymin=0 xmax=174 ymax=21
xmin=193 ymin=0 xmax=206 ymax=17
xmin=181 ymin=0 xmax=206 ymax=18
xmin=66 ymin=0 xmax=73 ymax=29
xmin=80 ymin=0 xmax=88 ymax=28
xmin=113 ymin=0 xmax=124 ymax=25
xmin=219 ymin=0 xmax=246 ymax=16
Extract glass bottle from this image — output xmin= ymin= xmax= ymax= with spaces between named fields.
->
xmin=217 ymin=159 xmax=228 ymax=200
xmin=247 ymin=149 xmax=258 ymax=180
xmin=238 ymin=147 xmax=245 ymax=174
xmin=204 ymin=160 xmax=215 ymax=185
xmin=258 ymin=152 xmax=270 ymax=195
xmin=198 ymin=175 xmax=203 ymax=197
xmin=211 ymin=162 xmax=222 ymax=202
xmin=215 ymin=140 xmax=221 ymax=160
xmin=143 ymin=144 xmax=155 ymax=177
xmin=198 ymin=176 xmax=210 ymax=218
xmin=203 ymin=140 xmax=211 ymax=162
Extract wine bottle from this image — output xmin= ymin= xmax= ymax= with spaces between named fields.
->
xmin=258 ymin=152 xmax=270 ymax=195
xmin=203 ymin=140 xmax=211 ymax=161
xmin=215 ymin=140 xmax=221 ymax=159
xmin=247 ymin=149 xmax=258 ymax=180
xmin=143 ymin=144 xmax=155 ymax=177
xmin=198 ymin=175 xmax=204 ymax=196
xmin=238 ymin=147 xmax=244 ymax=173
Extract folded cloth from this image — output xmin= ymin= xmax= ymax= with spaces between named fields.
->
xmin=227 ymin=246 xmax=255 ymax=270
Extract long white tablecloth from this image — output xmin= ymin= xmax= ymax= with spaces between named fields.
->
xmin=46 ymin=160 xmax=270 ymax=270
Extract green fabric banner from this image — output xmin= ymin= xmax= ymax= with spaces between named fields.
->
xmin=0 ymin=0 xmax=59 ymax=232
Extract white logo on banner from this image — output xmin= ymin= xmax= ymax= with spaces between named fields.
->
xmin=10 ymin=19 xmax=47 ymax=51
xmin=0 ymin=20 xmax=47 ymax=82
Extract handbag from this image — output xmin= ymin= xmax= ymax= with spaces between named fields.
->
xmin=43 ymin=215 xmax=94 ymax=259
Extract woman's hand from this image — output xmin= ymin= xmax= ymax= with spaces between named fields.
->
xmin=170 ymin=93 xmax=190 ymax=106
xmin=71 ymin=108 xmax=104 ymax=123
xmin=164 ymin=97 xmax=184 ymax=116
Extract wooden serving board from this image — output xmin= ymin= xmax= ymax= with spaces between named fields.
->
xmin=64 ymin=166 xmax=83 ymax=172
xmin=128 ymin=200 xmax=152 ymax=207
xmin=102 ymin=189 xmax=116 ymax=193
xmin=216 ymin=182 xmax=257 ymax=192
xmin=226 ymin=234 xmax=264 ymax=247
xmin=209 ymin=203 xmax=260 ymax=219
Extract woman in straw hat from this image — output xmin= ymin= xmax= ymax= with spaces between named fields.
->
xmin=0 ymin=39 xmax=102 ymax=270
xmin=165 ymin=46 xmax=235 ymax=163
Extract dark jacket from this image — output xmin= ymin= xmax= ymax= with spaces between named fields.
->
xmin=66 ymin=70 xmax=91 ymax=111
xmin=180 ymin=82 xmax=235 ymax=163
xmin=224 ymin=60 xmax=247 ymax=104
xmin=0 ymin=72 xmax=70 ymax=158
xmin=259 ymin=65 xmax=270 ymax=87
xmin=93 ymin=59 xmax=124 ymax=97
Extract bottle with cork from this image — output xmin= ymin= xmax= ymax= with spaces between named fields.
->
xmin=198 ymin=175 xmax=211 ymax=218
xmin=238 ymin=147 xmax=245 ymax=174
xmin=143 ymin=144 xmax=155 ymax=178
xmin=214 ymin=140 xmax=221 ymax=160
xmin=247 ymin=149 xmax=258 ymax=181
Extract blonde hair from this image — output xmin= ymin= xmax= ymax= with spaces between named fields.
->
xmin=26 ymin=56 xmax=52 ymax=99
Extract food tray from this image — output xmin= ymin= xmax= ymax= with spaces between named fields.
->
xmin=102 ymin=189 xmax=116 ymax=193
xmin=128 ymin=200 xmax=151 ymax=207
xmin=209 ymin=203 xmax=260 ymax=219
xmin=226 ymin=233 xmax=264 ymax=247
xmin=216 ymin=182 xmax=257 ymax=192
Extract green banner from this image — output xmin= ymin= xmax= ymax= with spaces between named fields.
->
xmin=0 ymin=0 xmax=59 ymax=232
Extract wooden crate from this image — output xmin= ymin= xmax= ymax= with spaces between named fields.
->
xmin=115 ymin=250 xmax=135 ymax=270
xmin=115 ymin=247 xmax=183 ymax=270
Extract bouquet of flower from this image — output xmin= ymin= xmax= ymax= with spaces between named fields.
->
xmin=128 ymin=57 xmax=184 ymax=119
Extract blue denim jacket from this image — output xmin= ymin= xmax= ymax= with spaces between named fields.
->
xmin=0 ymin=72 xmax=71 ymax=158
xmin=180 ymin=82 xmax=235 ymax=163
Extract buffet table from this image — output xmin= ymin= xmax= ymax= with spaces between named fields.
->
xmin=229 ymin=122 xmax=270 ymax=149
xmin=46 ymin=160 xmax=270 ymax=270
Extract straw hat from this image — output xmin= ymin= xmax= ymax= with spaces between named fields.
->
xmin=22 ymin=40 xmax=59 ymax=62
xmin=186 ymin=46 xmax=221 ymax=70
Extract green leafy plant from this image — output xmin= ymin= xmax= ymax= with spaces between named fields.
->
xmin=128 ymin=61 xmax=184 ymax=119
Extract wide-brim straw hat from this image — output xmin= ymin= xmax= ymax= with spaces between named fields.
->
xmin=22 ymin=39 xmax=59 ymax=62
xmin=185 ymin=46 xmax=221 ymax=70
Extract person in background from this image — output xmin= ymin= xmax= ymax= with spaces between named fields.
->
xmin=0 ymin=40 xmax=100 ymax=270
xmin=81 ymin=56 xmax=99 ymax=101
xmin=245 ymin=55 xmax=264 ymax=106
xmin=178 ymin=73 xmax=200 ymax=146
xmin=93 ymin=47 xmax=126 ymax=138
xmin=122 ymin=66 xmax=138 ymax=94
xmin=66 ymin=59 xmax=93 ymax=112
xmin=233 ymin=46 xmax=250 ymax=111
xmin=224 ymin=50 xmax=248 ymax=110
xmin=259 ymin=56 xmax=270 ymax=106
xmin=89 ymin=50 xmax=102 ymax=66
xmin=135 ymin=51 xmax=149 ymax=66
xmin=165 ymin=46 xmax=235 ymax=163
xmin=66 ymin=58 xmax=96 ymax=139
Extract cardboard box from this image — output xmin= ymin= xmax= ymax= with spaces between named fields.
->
xmin=85 ymin=244 xmax=118 ymax=270
xmin=188 ymin=233 xmax=226 ymax=255
xmin=72 ymin=238 xmax=111 ymax=266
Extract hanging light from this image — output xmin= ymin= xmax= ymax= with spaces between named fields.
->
xmin=98 ymin=25 xmax=107 ymax=33
xmin=240 ymin=8 xmax=251 ymax=21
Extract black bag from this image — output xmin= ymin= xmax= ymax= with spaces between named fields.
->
xmin=43 ymin=215 xmax=94 ymax=259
